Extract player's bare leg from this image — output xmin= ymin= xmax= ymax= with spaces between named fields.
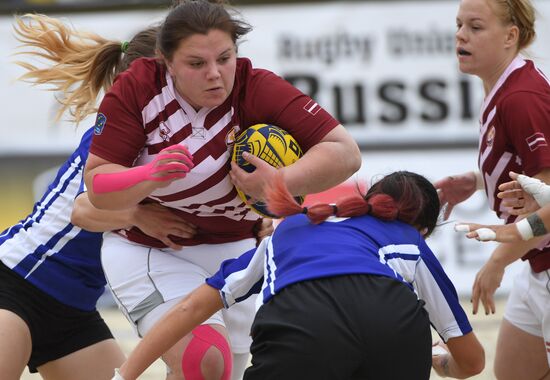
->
xmin=39 ymin=338 xmax=125 ymax=380
xmin=0 ymin=310 xmax=31 ymax=380
xmin=494 ymin=319 xmax=550 ymax=380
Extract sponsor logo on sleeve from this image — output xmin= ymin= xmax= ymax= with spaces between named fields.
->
xmin=93 ymin=113 xmax=107 ymax=135
xmin=303 ymin=99 xmax=321 ymax=116
xmin=526 ymin=132 xmax=548 ymax=152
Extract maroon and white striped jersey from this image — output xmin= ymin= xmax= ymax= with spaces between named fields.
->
xmin=90 ymin=57 xmax=339 ymax=248
xmin=478 ymin=56 xmax=550 ymax=271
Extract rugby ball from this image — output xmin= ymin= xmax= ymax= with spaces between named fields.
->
xmin=232 ymin=124 xmax=304 ymax=218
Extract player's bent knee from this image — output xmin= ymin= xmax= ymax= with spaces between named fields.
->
xmin=182 ymin=325 xmax=232 ymax=380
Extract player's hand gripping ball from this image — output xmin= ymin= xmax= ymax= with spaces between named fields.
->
xmin=232 ymin=124 xmax=304 ymax=218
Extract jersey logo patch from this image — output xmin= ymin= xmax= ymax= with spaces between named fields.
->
xmin=159 ymin=122 xmax=171 ymax=141
xmin=303 ymin=100 xmax=321 ymax=116
xmin=526 ymin=132 xmax=548 ymax=152
xmin=93 ymin=113 xmax=106 ymax=135
xmin=225 ymin=126 xmax=239 ymax=147
xmin=486 ymin=126 xmax=495 ymax=147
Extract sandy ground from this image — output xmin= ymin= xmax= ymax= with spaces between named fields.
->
xmin=20 ymin=298 xmax=504 ymax=379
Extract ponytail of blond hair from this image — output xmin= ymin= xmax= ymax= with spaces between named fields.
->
xmin=13 ymin=14 xmax=124 ymax=124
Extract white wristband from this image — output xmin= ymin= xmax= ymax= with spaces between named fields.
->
xmin=516 ymin=218 xmax=534 ymax=241
xmin=516 ymin=174 xmax=550 ymax=207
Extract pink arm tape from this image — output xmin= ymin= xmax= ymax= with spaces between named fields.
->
xmin=93 ymin=145 xmax=194 ymax=194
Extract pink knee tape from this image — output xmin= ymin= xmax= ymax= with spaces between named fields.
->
xmin=181 ymin=325 xmax=232 ymax=380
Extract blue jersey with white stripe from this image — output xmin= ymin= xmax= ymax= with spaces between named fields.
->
xmin=207 ymin=214 xmax=472 ymax=341
xmin=0 ymin=128 xmax=105 ymax=311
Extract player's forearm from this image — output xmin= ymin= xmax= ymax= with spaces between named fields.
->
xmin=282 ymin=125 xmax=361 ymax=195
xmin=71 ymin=193 xmax=136 ymax=232
xmin=535 ymin=205 xmax=550 ymax=231
xmin=84 ymin=166 xmax=159 ymax=210
xmin=491 ymin=235 xmax=545 ymax=266
xmin=441 ymin=333 xmax=485 ymax=378
xmin=472 ymin=171 xmax=484 ymax=190
xmin=436 ymin=355 xmax=483 ymax=379
xmin=84 ymin=148 xmax=192 ymax=210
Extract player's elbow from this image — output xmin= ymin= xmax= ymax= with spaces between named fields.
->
xmin=447 ymin=333 xmax=485 ymax=378
xmin=458 ymin=347 xmax=485 ymax=378
xmin=70 ymin=208 xmax=84 ymax=228
xmin=349 ymin=147 xmax=362 ymax=173
xmin=338 ymin=130 xmax=361 ymax=171
xmin=322 ymin=124 xmax=362 ymax=175
xmin=463 ymin=355 xmax=485 ymax=378
xmin=336 ymin=138 xmax=361 ymax=177
xmin=70 ymin=195 xmax=88 ymax=227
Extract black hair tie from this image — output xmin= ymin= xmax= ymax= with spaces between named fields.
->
xmin=331 ymin=204 xmax=338 ymax=216
xmin=301 ymin=207 xmax=308 ymax=214
xmin=366 ymin=203 xmax=372 ymax=214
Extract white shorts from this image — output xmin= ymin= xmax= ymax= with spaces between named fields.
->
xmin=101 ymin=232 xmax=257 ymax=353
xmin=504 ymin=261 xmax=550 ymax=364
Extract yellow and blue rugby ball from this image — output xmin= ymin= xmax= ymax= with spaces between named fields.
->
xmin=232 ymin=124 xmax=304 ymax=218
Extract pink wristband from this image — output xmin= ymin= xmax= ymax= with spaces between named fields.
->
xmin=93 ymin=145 xmax=193 ymax=194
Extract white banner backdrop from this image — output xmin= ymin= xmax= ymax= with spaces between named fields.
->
xmin=2 ymin=1 xmax=549 ymax=295
xmin=2 ymin=1 xmax=550 ymax=153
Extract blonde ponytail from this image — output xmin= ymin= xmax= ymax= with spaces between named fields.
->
xmin=13 ymin=14 xmax=123 ymax=124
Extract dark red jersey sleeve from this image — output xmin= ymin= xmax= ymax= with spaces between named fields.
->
xmin=236 ymin=59 xmax=341 ymax=152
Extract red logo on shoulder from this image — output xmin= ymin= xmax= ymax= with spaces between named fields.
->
xmin=303 ymin=100 xmax=321 ymax=116
xmin=526 ymin=132 xmax=548 ymax=152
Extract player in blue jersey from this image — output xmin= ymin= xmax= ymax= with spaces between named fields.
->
xmin=0 ymin=126 xmax=200 ymax=380
xmin=0 ymin=23 xmax=199 ymax=380
xmin=114 ymin=171 xmax=485 ymax=380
